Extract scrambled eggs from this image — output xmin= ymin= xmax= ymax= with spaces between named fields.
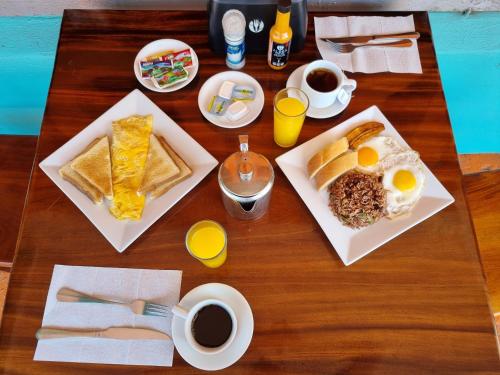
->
xmin=110 ymin=114 xmax=152 ymax=220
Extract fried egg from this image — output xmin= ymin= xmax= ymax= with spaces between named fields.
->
xmin=356 ymin=136 xmax=405 ymax=173
xmin=381 ymin=151 xmax=425 ymax=218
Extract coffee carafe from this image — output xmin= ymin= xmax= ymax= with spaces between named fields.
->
xmin=218 ymin=135 xmax=274 ymax=220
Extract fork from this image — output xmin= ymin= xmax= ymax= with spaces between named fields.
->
xmin=56 ymin=287 xmax=169 ymax=317
xmin=325 ymin=39 xmax=413 ymax=53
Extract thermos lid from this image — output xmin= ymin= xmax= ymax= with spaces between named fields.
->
xmin=218 ymin=135 xmax=274 ymax=199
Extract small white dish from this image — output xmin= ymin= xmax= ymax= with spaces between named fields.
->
xmin=275 ymin=105 xmax=455 ymax=266
xmin=134 ymin=39 xmax=199 ymax=93
xmin=198 ymin=71 xmax=265 ymax=128
xmin=286 ymin=64 xmax=352 ymax=119
xmin=39 ymin=89 xmax=218 ymax=253
xmin=172 ymin=283 xmax=254 ymax=371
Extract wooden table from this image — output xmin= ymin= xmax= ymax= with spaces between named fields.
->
xmin=0 ymin=10 xmax=498 ymax=374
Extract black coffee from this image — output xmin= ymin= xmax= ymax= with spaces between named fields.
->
xmin=306 ymin=68 xmax=338 ymax=92
xmin=191 ymin=304 xmax=232 ymax=348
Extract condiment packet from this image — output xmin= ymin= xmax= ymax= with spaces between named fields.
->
xmin=171 ymin=49 xmax=193 ymax=68
xmin=208 ymin=96 xmax=232 ymax=116
xmin=151 ymin=66 xmax=189 ymax=89
xmin=232 ymin=85 xmax=255 ymax=101
xmin=144 ymin=50 xmax=174 ymax=62
xmin=140 ymin=60 xmax=174 ymax=78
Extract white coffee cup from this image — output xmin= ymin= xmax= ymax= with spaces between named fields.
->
xmin=172 ymin=299 xmax=237 ymax=355
xmin=300 ymin=60 xmax=357 ymax=109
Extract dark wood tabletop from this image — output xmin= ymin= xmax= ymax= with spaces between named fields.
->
xmin=0 ymin=10 xmax=498 ymax=374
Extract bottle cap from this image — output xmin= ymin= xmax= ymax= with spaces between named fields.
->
xmin=278 ymin=0 xmax=292 ymax=13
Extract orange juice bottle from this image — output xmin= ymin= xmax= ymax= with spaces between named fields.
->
xmin=267 ymin=0 xmax=292 ymax=70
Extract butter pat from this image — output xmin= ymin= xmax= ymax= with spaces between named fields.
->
xmin=218 ymin=80 xmax=236 ymax=100
xmin=226 ymin=101 xmax=248 ymax=121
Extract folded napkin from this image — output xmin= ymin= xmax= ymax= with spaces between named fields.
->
xmin=315 ymin=15 xmax=422 ymax=74
xmin=34 ymin=265 xmax=182 ymax=367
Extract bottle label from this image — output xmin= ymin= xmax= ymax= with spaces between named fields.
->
xmin=269 ymin=40 xmax=291 ymax=67
xmin=226 ymin=40 xmax=245 ymax=65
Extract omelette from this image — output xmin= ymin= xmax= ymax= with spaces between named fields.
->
xmin=110 ymin=114 xmax=153 ymax=220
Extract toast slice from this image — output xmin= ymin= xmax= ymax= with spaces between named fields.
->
xmin=138 ymin=135 xmax=180 ymax=195
xmin=59 ymin=163 xmax=103 ymax=204
xmin=150 ymin=137 xmax=192 ymax=198
xmin=307 ymin=137 xmax=349 ymax=179
xmin=70 ymin=137 xmax=113 ymax=199
xmin=315 ymin=151 xmax=358 ymax=191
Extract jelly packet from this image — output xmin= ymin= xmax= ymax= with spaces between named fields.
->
xmin=208 ymin=96 xmax=231 ymax=116
xmin=151 ymin=66 xmax=189 ymax=89
xmin=140 ymin=60 xmax=174 ymax=79
xmin=171 ymin=49 xmax=193 ymax=68
xmin=232 ymin=85 xmax=256 ymax=101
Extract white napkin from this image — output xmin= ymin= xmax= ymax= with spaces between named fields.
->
xmin=34 ymin=265 xmax=182 ymax=367
xmin=314 ymin=15 xmax=422 ymax=74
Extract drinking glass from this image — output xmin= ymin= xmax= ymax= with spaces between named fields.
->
xmin=273 ymin=87 xmax=309 ymax=148
xmin=185 ymin=220 xmax=227 ymax=268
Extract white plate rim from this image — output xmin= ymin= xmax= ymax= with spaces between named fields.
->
xmin=197 ymin=71 xmax=265 ymax=129
xmin=134 ymin=39 xmax=199 ymax=93
xmin=275 ymin=105 xmax=455 ymax=266
xmin=172 ymin=283 xmax=254 ymax=371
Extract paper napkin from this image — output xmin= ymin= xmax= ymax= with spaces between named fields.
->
xmin=314 ymin=15 xmax=423 ymax=74
xmin=34 ymin=265 xmax=182 ymax=366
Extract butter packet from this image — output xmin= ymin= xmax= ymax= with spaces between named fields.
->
xmin=208 ymin=95 xmax=231 ymax=116
xmin=151 ymin=66 xmax=189 ymax=89
xmin=232 ymin=85 xmax=256 ymax=101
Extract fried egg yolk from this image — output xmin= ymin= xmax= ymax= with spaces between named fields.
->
xmin=358 ymin=147 xmax=379 ymax=167
xmin=393 ymin=170 xmax=417 ymax=191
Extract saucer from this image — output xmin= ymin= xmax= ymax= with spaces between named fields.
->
xmin=172 ymin=283 xmax=254 ymax=371
xmin=134 ymin=39 xmax=199 ymax=93
xmin=198 ymin=71 xmax=265 ymax=128
xmin=286 ymin=64 xmax=352 ymax=119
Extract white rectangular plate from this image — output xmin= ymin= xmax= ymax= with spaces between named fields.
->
xmin=39 ymin=89 xmax=218 ymax=252
xmin=275 ymin=106 xmax=455 ymax=266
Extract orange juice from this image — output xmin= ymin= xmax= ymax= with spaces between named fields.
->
xmin=273 ymin=91 xmax=308 ymax=147
xmin=186 ymin=220 xmax=227 ymax=268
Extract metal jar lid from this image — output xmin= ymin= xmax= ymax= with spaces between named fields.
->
xmin=218 ymin=135 xmax=274 ymax=201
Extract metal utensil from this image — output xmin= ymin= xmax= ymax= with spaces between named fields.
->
xmin=56 ymin=287 xmax=169 ymax=317
xmin=36 ymin=327 xmax=170 ymax=340
xmin=325 ymin=39 xmax=413 ymax=54
xmin=320 ymin=32 xmax=420 ymax=44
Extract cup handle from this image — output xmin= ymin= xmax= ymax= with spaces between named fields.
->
xmin=338 ymin=78 xmax=357 ymax=105
xmin=172 ymin=304 xmax=189 ymax=319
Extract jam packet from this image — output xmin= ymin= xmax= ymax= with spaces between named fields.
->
xmin=208 ymin=96 xmax=231 ymax=116
xmin=171 ymin=49 xmax=193 ymax=68
xmin=151 ymin=66 xmax=189 ymax=89
xmin=140 ymin=60 xmax=174 ymax=79
xmin=232 ymin=85 xmax=256 ymax=101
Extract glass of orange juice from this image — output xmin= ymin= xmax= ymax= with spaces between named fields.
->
xmin=185 ymin=220 xmax=227 ymax=268
xmin=273 ymin=87 xmax=309 ymax=148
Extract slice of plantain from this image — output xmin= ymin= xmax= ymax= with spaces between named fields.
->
xmin=346 ymin=122 xmax=385 ymax=148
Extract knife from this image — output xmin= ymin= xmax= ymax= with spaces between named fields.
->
xmin=321 ymin=31 xmax=420 ymax=44
xmin=36 ymin=327 xmax=171 ymax=341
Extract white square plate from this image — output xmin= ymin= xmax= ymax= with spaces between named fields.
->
xmin=39 ymin=89 xmax=218 ymax=253
xmin=275 ymin=106 xmax=455 ymax=266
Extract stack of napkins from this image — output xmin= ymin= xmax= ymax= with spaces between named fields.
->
xmin=34 ymin=265 xmax=182 ymax=367
xmin=315 ymin=15 xmax=423 ymax=74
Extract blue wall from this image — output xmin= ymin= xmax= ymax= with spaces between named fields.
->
xmin=0 ymin=14 xmax=498 ymax=154
xmin=0 ymin=16 xmax=61 ymax=135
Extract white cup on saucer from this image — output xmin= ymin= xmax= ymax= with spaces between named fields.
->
xmin=300 ymin=60 xmax=357 ymax=109
xmin=172 ymin=298 xmax=238 ymax=355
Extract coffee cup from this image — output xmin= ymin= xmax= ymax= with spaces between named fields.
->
xmin=300 ymin=60 xmax=356 ymax=109
xmin=172 ymin=298 xmax=237 ymax=355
